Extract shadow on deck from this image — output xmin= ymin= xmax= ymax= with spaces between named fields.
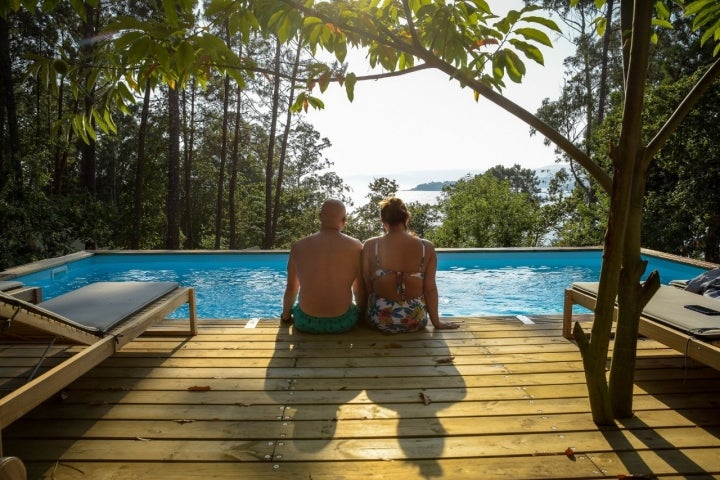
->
xmin=2 ymin=315 xmax=720 ymax=479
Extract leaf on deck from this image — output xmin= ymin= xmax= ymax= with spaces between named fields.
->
xmin=188 ymin=385 xmax=211 ymax=391
xmin=434 ymin=356 xmax=455 ymax=364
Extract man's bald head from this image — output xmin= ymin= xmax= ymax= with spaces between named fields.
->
xmin=319 ymin=199 xmax=347 ymax=230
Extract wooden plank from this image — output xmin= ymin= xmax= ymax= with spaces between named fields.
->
xmin=7 ymin=407 xmax=720 ymax=441
xmin=8 ymin=426 xmax=720 ymax=463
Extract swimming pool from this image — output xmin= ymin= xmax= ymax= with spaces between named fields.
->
xmin=5 ymin=249 xmax=711 ymax=319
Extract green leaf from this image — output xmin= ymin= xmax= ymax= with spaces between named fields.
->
xmin=522 ymin=16 xmax=561 ymax=33
xmin=91 ymin=108 xmax=107 ymax=133
xmin=503 ymin=49 xmax=525 ymax=82
xmin=344 ymin=72 xmax=357 ymax=102
xmin=307 ymin=96 xmax=325 ymax=110
xmin=652 ymin=18 xmax=674 ymax=29
xmin=176 ymin=40 xmax=194 ymax=73
xmin=593 ymin=16 xmax=607 ymax=37
xmin=129 ymin=38 xmax=154 ymax=67
xmin=685 ymin=0 xmax=714 ymax=16
xmin=514 ymin=27 xmax=552 ymax=47
xmin=655 ymin=1 xmax=670 ymax=19
xmin=83 ymin=115 xmax=97 ymax=142
xmin=205 ymin=0 xmax=234 ymax=18
xmin=508 ymin=39 xmax=543 ymax=65
xmin=68 ymin=0 xmax=86 ymax=21
xmin=163 ymin=0 xmax=179 ymax=26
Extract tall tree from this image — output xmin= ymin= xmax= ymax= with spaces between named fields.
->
xmin=166 ymin=85 xmax=181 ymax=249
xmin=0 ymin=14 xmax=21 ymax=192
xmin=263 ymin=37 xmax=282 ymax=249
xmin=132 ymin=79 xmax=152 ymax=249
xmin=214 ymin=23 xmax=233 ymax=249
xmin=270 ymin=38 xmax=302 ymax=248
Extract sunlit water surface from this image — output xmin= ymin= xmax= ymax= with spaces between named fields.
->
xmin=13 ymin=250 xmax=707 ymax=319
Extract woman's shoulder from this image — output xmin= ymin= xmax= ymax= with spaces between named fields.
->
xmin=362 ymin=236 xmax=380 ymax=249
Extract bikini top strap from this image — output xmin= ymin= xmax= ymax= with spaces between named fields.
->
xmin=375 ymin=240 xmax=380 ymax=269
xmin=419 ymin=239 xmax=426 ymax=271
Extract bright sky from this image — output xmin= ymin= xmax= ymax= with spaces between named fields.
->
xmin=302 ymin=0 xmax=573 ymax=189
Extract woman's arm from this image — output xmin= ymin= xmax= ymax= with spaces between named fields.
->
xmin=423 ymin=243 xmax=459 ymax=330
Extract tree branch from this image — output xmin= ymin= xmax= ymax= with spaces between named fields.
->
xmin=277 ymin=0 xmax=613 ymax=193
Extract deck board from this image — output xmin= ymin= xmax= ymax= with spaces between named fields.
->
xmin=2 ymin=316 xmax=720 ymax=479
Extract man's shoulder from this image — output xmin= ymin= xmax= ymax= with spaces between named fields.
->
xmin=340 ymin=232 xmax=363 ymax=245
xmin=290 ymin=233 xmax=318 ymax=250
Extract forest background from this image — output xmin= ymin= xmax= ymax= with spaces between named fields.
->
xmin=0 ymin=0 xmax=719 ymax=271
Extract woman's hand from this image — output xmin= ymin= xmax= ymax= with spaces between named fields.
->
xmin=433 ymin=320 xmax=460 ymax=329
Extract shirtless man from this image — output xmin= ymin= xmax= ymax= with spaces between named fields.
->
xmin=281 ymin=199 xmax=365 ymax=333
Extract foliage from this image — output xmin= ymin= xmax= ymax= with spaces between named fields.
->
xmin=642 ymin=71 xmax=720 ymax=262
xmin=346 ymin=177 xmax=399 ymax=240
xmin=431 ymin=172 xmax=544 ymax=248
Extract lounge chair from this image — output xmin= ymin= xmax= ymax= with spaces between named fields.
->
xmin=0 ymin=282 xmax=40 ymax=304
xmin=564 ymin=282 xmax=720 ymax=370
xmin=0 ymin=281 xmax=197 ymax=467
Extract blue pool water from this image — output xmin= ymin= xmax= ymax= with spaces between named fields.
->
xmin=10 ymin=250 xmax=708 ymax=319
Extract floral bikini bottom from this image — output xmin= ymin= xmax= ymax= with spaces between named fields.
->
xmin=367 ymin=293 xmax=428 ymax=333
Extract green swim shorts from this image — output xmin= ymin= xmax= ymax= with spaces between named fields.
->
xmin=291 ymin=304 xmax=359 ymax=333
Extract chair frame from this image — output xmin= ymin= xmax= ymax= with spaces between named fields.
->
xmin=0 ymin=284 xmax=197 ymax=460
xmin=563 ymin=283 xmax=720 ymax=370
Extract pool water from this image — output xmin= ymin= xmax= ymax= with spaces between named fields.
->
xmin=11 ymin=250 xmax=708 ymax=319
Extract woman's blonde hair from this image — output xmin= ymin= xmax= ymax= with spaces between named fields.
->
xmin=379 ymin=197 xmax=410 ymax=226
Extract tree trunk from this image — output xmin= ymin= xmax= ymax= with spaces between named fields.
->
xmin=79 ymin=5 xmax=97 ymax=197
xmin=263 ymin=37 xmax=282 ymax=249
xmin=183 ymin=80 xmax=197 ymax=249
xmin=166 ymin=86 xmax=181 ymax=249
xmin=52 ymin=81 xmax=67 ymax=195
xmin=0 ymin=15 xmax=22 ymax=192
xmin=214 ymin=71 xmax=231 ymax=249
xmin=270 ymin=39 xmax=302 ymax=247
xmin=705 ymin=212 xmax=720 ymax=264
xmin=228 ymin=44 xmax=243 ymax=250
xmin=609 ymin=157 xmax=658 ymax=418
xmin=604 ymin=0 xmax=654 ymax=420
xmin=132 ymin=80 xmax=152 ymax=249
xmin=596 ymin=0 xmax=614 ymax=125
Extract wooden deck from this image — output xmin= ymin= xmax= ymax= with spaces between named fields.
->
xmin=2 ymin=315 xmax=720 ymax=479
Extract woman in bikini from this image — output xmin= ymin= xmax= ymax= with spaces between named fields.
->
xmin=362 ymin=197 xmax=460 ymax=333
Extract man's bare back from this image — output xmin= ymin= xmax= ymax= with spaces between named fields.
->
xmin=281 ymin=200 xmax=365 ymax=332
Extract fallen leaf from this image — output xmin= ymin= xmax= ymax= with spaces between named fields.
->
xmin=188 ymin=385 xmax=211 ymax=391
xmin=434 ymin=356 xmax=455 ymax=364
xmin=419 ymin=392 xmax=432 ymax=405
xmin=565 ymin=447 xmax=575 ymax=457
xmin=136 ymin=437 xmax=151 ymax=442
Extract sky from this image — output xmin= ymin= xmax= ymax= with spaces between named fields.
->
xmin=302 ymin=0 xmax=574 ymax=191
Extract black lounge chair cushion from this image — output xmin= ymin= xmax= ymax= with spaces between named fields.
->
xmin=573 ymin=281 xmax=720 ymax=340
xmin=37 ymin=281 xmax=179 ymax=334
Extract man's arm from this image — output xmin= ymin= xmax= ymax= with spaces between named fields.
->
xmin=281 ymin=250 xmax=300 ymax=323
